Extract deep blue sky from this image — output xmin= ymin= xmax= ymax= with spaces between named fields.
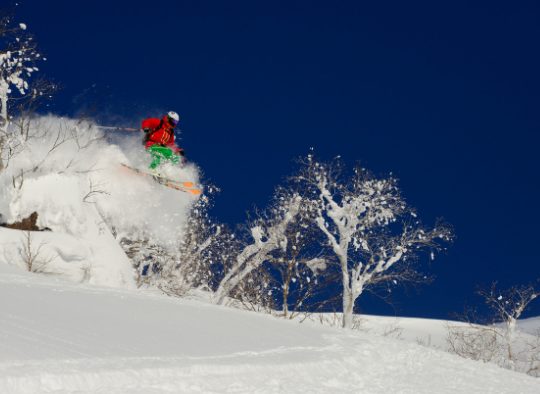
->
xmin=14 ymin=0 xmax=540 ymax=319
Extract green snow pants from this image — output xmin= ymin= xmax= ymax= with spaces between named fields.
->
xmin=147 ymin=145 xmax=180 ymax=169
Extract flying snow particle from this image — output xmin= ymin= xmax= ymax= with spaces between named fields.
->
xmin=19 ymin=23 xmax=27 ymax=30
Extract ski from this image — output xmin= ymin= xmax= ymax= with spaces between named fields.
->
xmin=120 ymin=164 xmax=202 ymax=195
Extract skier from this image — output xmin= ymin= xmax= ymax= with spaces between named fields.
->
xmin=141 ymin=111 xmax=185 ymax=169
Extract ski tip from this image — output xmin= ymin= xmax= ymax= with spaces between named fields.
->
xmin=188 ymin=189 xmax=202 ymax=195
xmin=182 ymin=181 xmax=195 ymax=188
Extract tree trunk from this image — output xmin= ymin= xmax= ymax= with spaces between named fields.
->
xmin=282 ymin=260 xmax=295 ymax=317
xmin=506 ymin=317 xmax=517 ymax=364
xmin=342 ymin=286 xmax=354 ymax=329
xmin=214 ymin=281 xmax=232 ymax=305
xmin=0 ymin=141 xmax=4 ymax=172
xmin=214 ymin=255 xmax=260 ymax=305
xmin=0 ymin=81 xmax=9 ymax=173
xmin=283 ymin=282 xmax=290 ymax=317
xmin=338 ymin=253 xmax=354 ymax=329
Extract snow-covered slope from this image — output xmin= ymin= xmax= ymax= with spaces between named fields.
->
xmin=517 ymin=317 xmax=540 ymax=336
xmin=0 ymin=263 xmax=538 ymax=394
xmin=1 ymin=116 xmax=538 ymax=393
xmin=0 ymin=212 xmax=135 ymax=287
xmin=350 ymin=314 xmax=465 ymax=349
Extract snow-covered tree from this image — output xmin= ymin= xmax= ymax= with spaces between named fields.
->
xmin=228 ymin=264 xmax=277 ymax=313
xmin=0 ymin=12 xmax=44 ymax=171
xmin=448 ymin=281 xmax=540 ymax=376
xmin=213 ymin=190 xmax=302 ymax=305
xmin=480 ymin=283 xmax=540 ymax=350
xmin=269 ymin=212 xmax=332 ymax=318
xmin=296 ymin=155 xmax=452 ymax=328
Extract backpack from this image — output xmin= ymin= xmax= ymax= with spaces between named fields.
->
xmin=142 ymin=119 xmax=164 ymax=145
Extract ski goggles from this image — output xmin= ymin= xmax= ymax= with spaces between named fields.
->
xmin=167 ymin=116 xmax=179 ymax=126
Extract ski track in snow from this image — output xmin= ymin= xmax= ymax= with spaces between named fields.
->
xmin=0 ymin=266 xmax=539 ymax=394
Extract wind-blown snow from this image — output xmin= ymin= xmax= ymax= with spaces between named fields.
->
xmin=0 ymin=263 xmax=538 ymax=394
xmin=0 ymin=116 xmax=200 ymax=287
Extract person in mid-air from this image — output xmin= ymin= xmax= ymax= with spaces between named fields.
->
xmin=141 ymin=111 xmax=184 ymax=169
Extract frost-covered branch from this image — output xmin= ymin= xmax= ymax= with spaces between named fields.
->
xmin=213 ymin=191 xmax=302 ymax=305
xmin=83 ymin=178 xmax=110 ymax=203
xmin=448 ymin=281 xmax=540 ymax=376
xmin=268 ymin=208 xmax=333 ymax=318
xmin=0 ymin=12 xmax=46 ymax=171
xmin=294 ymin=155 xmax=452 ymax=328
xmin=479 ymin=283 xmax=540 ymax=347
xmin=19 ymin=231 xmax=55 ymax=273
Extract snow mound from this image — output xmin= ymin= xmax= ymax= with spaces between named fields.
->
xmin=0 ymin=116 xmax=200 ymax=287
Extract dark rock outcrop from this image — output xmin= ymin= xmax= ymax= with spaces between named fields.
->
xmin=0 ymin=212 xmax=50 ymax=231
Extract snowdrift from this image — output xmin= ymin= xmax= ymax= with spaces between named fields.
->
xmin=0 ymin=116 xmax=200 ymax=287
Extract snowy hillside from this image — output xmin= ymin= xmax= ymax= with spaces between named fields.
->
xmin=517 ymin=317 xmax=540 ymax=336
xmin=0 ymin=263 xmax=539 ymax=394
xmin=0 ymin=116 xmax=539 ymax=393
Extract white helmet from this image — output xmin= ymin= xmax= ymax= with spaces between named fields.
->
xmin=167 ymin=111 xmax=180 ymax=125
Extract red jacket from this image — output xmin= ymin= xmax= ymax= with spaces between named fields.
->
xmin=141 ymin=116 xmax=179 ymax=151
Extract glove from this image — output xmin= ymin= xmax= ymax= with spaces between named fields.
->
xmin=143 ymin=128 xmax=151 ymax=134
